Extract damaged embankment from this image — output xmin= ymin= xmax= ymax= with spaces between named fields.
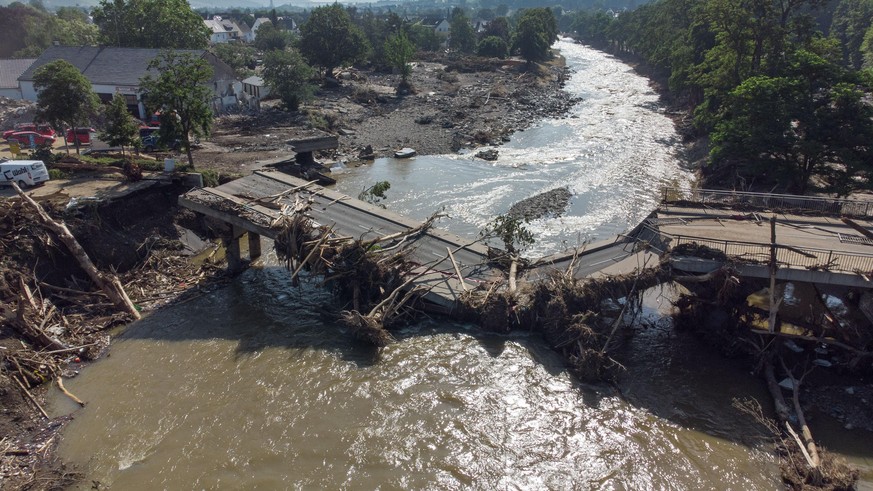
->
xmin=670 ymin=242 xmax=865 ymax=489
xmin=0 ymin=180 xmax=228 ymax=489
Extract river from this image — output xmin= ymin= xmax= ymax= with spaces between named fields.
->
xmin=46 ymin=40 xmax=868 ymax=489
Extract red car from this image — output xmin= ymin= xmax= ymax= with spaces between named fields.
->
xmin=2 ymin=123 xmax=55 ymax=140
xmin=6 ymin=131 xmax=57 ymax=148
xmin=66 ymin=127 xmax=96 ymax=145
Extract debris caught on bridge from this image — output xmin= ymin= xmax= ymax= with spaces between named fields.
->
xmin=270 ymin=196 xmax=444 ymax=346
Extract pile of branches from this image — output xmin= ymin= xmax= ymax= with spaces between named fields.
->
xmin=271 ymin=198 xmax=442 ymax=346
xmin=461 ymin=251 xmax=672 ymax=381
xmin=671 ymin=263 xmax=864 ymax=488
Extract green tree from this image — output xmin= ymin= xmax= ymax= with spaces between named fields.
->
xmin=262 ymin=49 xmax=315 ymax=111
xmin=0 ymin=3 xmax=42 ymax=57
xmin=211 ymin=43 xmax=257 ymax=78
xmin=140 ymin=50 xmax=213 ymax=168
xmin=92 ymin=0 xmax=209 ymax=49
xmin=99 ymin=93 xmax=140 ymax=156
xmin=863 ymin=23 xmax=873 ymax=67
xmin=831 ymin=0 xmax=873 ymax=69
xmin=299 ymin=4 xmax=369 ymax=80
xmin=449 ymin=8 xmax=477 ymax=53
xmin=384 ymin=31 xmax=415 ymax=86
xmin=358 ymin=181 xmax=390 ymax=208
xmin=16 ymin=13 xmax=98 ymax=57
xmin=410 ymin=24 xmax=441 ymax=51
xmin=483 ymin=16 xmax=510 ymax=43
xmin=513 ymin=8 xmax=558 ymax=64
xmin=710 ymin=50 xmax=873 ymax=193
xmin=254 ymin=21 xmax=294 ymax=51
xmin=33 ymin=60 xmax=99 ymax=154
xmin=358 ymin=11 xmax=406 ymax=69
xmin=478 ymin=35 xmax=508 ymax=58
xmin=56 ymin=6 xmax=88 ymax=23
xmin=482 ymin=214 xmax=534 ymax=256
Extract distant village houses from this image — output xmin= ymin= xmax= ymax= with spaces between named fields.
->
xmin=204 ymin=16 xmax=244 ymax=44
xmin=17 ymin=46 xmax=241 ymax=119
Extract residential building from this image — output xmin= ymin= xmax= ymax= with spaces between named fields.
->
xmin=248 ymin=17 xmax=272 ymax=43
xmin=0 ymin=58 xmax=36 ymax=99
xmin=204 ymin=16 xmax=244 ymax=44
xmin=18 ymin=46 xmax=241 ymax=119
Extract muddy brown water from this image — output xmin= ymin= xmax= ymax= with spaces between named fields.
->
xmin=47 ymin=39 xmax=872 ymax=488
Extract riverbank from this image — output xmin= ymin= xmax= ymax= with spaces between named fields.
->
xmin=189 ymin=52 xmax=575 ymax=178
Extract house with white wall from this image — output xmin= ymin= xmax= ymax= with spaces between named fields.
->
xmin=18 ymin=46 xmax=241 ymax=119
xmin=0 ymin=58 xmax=36 ymax=99
xmin=247 ymin=17 xmax=271 ymax=43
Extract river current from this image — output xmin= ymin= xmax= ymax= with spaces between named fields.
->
xmin=48 ymin=40 xmax=864 ymax=489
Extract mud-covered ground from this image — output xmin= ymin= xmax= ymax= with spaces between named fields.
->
xmin=194 ymin=54 xmax=575 ymax=176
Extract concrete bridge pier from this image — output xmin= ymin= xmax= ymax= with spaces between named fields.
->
xmin=222 ymin=225 xmax=263 ymax=274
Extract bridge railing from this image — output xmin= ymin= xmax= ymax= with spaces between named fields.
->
xmin=661 ymin=187 xmax=873 ymax=218
xmin=667 ymin=233 xmax=873 ymax=275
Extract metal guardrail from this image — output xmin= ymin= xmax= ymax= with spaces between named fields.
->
xmin=668 ymin=234 xmax=873 ymax=275
xmin=662 ymin=187 xmax=873 ymax=217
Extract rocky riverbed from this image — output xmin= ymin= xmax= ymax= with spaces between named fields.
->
xmin=195 ymin=54 xmax=577 ymax=176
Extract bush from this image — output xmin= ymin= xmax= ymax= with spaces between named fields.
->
xmin=28 ymin=145 xmax=63 ymax=166
xmin=478 ymin=36 xmax=508 ymax=59
xmin=200 ymin=169 xmax=220 ymax=187
xmin=307 ymin=110 xmax=339 ymax=131
xmin=122 ymin=160 xmax=143 ymax=182
xmin=48 ymin=169 xmax=70 ymax=180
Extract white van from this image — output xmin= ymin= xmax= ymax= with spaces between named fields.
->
xmin=0 ymin=159 xmax=50 ymax=188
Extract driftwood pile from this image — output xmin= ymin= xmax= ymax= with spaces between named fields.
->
xmin=669 ymin=243 xmax=865 ymax=489
xmin=460 ymin=251 xmax=672 ymax=381
xmin=1 ymin=183 xmax=224 ymax=486
xmin=270 ymin=192 xmax=442 ymax=346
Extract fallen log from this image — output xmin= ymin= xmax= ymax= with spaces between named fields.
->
xmin=13 ymin=375 xmax=49 ymax=420
xmin=56 ymin=377 xmax=86 ymax=407
xmin=13 ymin=182 xmax=141 ymax=320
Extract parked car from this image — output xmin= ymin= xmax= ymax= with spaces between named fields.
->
xmin=139 ymin=126 xmax=160 ymax=138
xmin=6 ymin=131 xmax=56 ymax=148
xmin=2 ymin=123 xmax=55 ymax=140
xmin=141 ymin=133 xmax=180 ymax=153
xmin=0 ymin=159 xmax=50 ymax=187
xmin=66 ymin=127 xmax=96 ymax=145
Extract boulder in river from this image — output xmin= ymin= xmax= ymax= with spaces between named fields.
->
xmin=507 ymin=187 xmax=572 ymax=221
xmin=476 ymin=149 xmax=499 ymax=161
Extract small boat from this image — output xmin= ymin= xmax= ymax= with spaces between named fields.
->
xmin=394 ymin=147 xmax=416 ymax=158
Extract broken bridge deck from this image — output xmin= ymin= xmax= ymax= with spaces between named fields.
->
xmin=180 ymin=170 xmax=501 ymax=312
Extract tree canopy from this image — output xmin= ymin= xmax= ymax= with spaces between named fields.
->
xmin=99 ymin=93 xmax=140 ymax=156
xmin=449 ymin=8 xmax=477 ymax=53
xmin=211 ymin=43 xmax=257 ymax=79
xmin=384 ymin=31 xmax=416 ymax=85
xmin=139 ymin=50 xmax=214 ymax=168
xmin=33 ymin=60 xmax=99 ymax=154
xmin=0 ymin=4 xmax=96 ymax=58
xmin=567 ymin=0 xmax=873 ymax=193
xmin=299 ymin=4 xmax=369 ymax=79
xmin=254 ymin=21 xmax=295 ymax=52
xmin=262 ymin=49 xmax=315 ymax=111
xmin=92 ymin=0 xmax=209 ymax=49
xmin=513 ymin=8 xmax=558 ymax=63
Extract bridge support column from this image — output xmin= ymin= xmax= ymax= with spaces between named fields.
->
xmin=248 ymin=232 xmax=262 ymax=260
xmin=223 ymin=225 xmax=246 ymax=274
